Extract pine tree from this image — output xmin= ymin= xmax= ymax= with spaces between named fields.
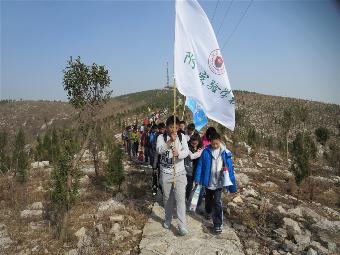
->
xmin=51 ymin=142 xmax=80 ymax=209
xmin=0 ymin=130 xmax=10 ymax=173
xmin=13 ymin=128 xmax=29 ymax=182
xmin=290 ymin=131 xmax=316 ymax=205
xmin=105 ymin=145 xmax=124 ymax=191
xmin=314 ymin=127 xmax=329 ymax=145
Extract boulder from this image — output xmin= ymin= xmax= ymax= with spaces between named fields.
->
xmin=276 ymin=205 xmax=287 ymax=215
xmin=74 ymin=227 xmax=92 ymax=249
xmin=260 ymin=181 xmax=279 ymax=192
xmin=241 ymin=187 xmax=259 ymax=198
xmin=110 ymin=223 xmax=121 ymax=234
xmin=95 ymin=223 xmax=104 ymax=233
xmin=282 ymin=218 xmax=302 ymax=236
xmin=235 ymin=173 xmax=250 ymax=187
xmin=306 ymin=248 xmax=317 ymax=255
xmin=312 ymin=219 xmax=340 ymax=233
xmin=31 ymin=161 xmax=49 ymax=169
xmin=287 ymin=207 xmax=303 ymax=218
xmin=309 ymin=241 xmax=329 ymax=255
xmin=28 ymin=202 xmax=43 ymax=210
xmin=233 ymin=195 xmax=244 ymax=204
xmin=20 ymin=210 xmax=43 ymax=219
xmin=96 ymin=198 xmax=125 ymax=218
xmin=79 ymin=175 xmax=90 ymax=186
xmin=294 ymin=234 xmax=310 ymax=250
xmin=109 ymin=215 xmax=124 ymax=222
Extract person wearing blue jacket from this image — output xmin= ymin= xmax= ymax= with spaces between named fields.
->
xmin=194 ymin=132 xmax=237 ymax=234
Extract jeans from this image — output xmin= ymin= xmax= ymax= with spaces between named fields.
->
xmin=205 ymin=188 xmax=223 ymax=228
xmin=185 ymin=175 xmax=194 ymax=201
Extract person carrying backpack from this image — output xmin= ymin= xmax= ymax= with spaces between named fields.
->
xmin=156 ymin=115 xmax=189 ymax=236
xmin=194 ymin=132 xmax=237 ymax=234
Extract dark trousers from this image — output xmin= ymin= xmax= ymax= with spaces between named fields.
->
xmin=185 ymin=175 xmax=194 ymax=201
xmin=133 ymin=142 xmax=139 ymax=157
xmin=205 ymin=188 xmax=223 ymax=228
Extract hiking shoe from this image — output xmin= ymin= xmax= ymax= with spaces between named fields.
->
xmin=214 ymin=226 xmax=222 ymax=234
xmin=178 ymin=227 xmax=189 ymax=236
xmin=162 ymin=221 xmax=171 ymax=229
xmin=152 ymin=185 xmax=158 ymax=196
xmin=205 ymin=213 xmax=212 ymax=221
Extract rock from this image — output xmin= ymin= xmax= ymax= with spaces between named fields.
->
xmin=300 ymin=206 xmax=322 ymax=223
xmin=0 ymin=237 xmax=13 ymax=249
xmin=276 ymin=205 xmax=287 ymax=215
xmin=77 ymin=234 xmax=92 ymax=249
xmin=74 ymin=227 xmax=91 ymax=249
xmin=271 ymin=250 xmax=280 ymax=255
xmin=287 ymin=207 xmax=303 ymax=218
xmin=131 ymin=229 xmax=142 ymax=236
xmin=81 ymin=165 xmax=95 ymax=175
xmin=260 ymin=181 xmax=278 ymax=192
xmin=110 ymin=223 xmax=120 ymax=234
xmin=75 ymin=227 xmax=87 ymax=239
xmin=256 ymin=162 xmax=263 ymax=168
xmin=65 ymin=249 xmax=77 ymax=255
xmin=233 ymin=195 xmax=244 ymax=204
xmin=282 ymin=239 xmax=297 ymax=253
xmin=238 ymin=142 xmax=252 ymax=155
xmin=309 ymin=241 xmax=329 ymax=255
xmin=282 ymin=218 xmax=301 ymax=236
xmin=28 ymin=202 xmax=43 ymax=210
xmin=96 ymin=198 xmax=125 ymax=218
xmin=95 ymin=223 xmax=104 ymax=233
xmin=114 ymin=192 xmax=125 ymax=202
xmin=306 ymin=248 xmax=317 ymax=255
xmin=79 ymin=175 xmax=90 ymax=185
xmin=312 ymin=219 xmax=340 ymax=233
xmin=294 ymin=234 xmax=310 ymax=250
xmin=31 ymin=161 xmax=49 ymax=169
xmin=241 ymin=187 xmax=259 ymax=198
xmin=20 ymin=210 xmax=43 ymax=219
xmin=109 ymin=215 xmax=124 ymax=222
xmin=273 ymin=228 xmax=287 ymax=239
xmin=79 ymin=213 xmax=94 ymax=220
xmin=235 ymin=173 xmax=250 ymax=187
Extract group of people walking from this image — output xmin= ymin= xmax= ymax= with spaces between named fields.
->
xmin=122 ymin=115 xmax=237 ymax=236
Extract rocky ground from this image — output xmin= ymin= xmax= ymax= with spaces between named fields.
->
xmin=0 ymin=148 xmax=154 ymax=255
xmin=1 ymin=141 xmax=339 ymax=255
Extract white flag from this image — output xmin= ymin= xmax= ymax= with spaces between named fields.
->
xmin=174 ymin=0 xmax=235 ymax=131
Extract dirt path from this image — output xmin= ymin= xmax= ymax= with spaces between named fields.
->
xmin=139 ymin=201 xmax=245 ymax=255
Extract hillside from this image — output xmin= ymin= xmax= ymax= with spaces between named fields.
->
xmin=1 ymin=89 xmax=339 ymax=144
xmin=0 ymin=90 xmax=339 ymax=255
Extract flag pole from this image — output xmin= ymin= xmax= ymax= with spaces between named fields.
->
xmin=181 ymin=99 xmax=186 ymax=120
xmin=173 ymin=77 xmax=177 ymax=188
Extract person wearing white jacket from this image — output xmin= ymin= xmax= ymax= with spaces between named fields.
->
xmin=156 ymin=115 xmax=189 ymax=236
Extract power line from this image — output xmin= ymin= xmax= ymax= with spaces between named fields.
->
xmin=211 ymin=0 xmax=220 ymax=22
xmin=217 ymin=0 xmax=234 ymax=36
xmin=221 ymin=0 xmax=254 ymax=50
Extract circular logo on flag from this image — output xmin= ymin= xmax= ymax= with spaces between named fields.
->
xmin=208 ymin=49 xmax=225 ymax=75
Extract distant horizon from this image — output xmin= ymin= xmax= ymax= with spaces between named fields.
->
xmin=1 ymin=1 xmax=340 ymax=105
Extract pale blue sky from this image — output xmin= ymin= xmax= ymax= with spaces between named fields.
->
xmin=1 ymin=0 xmax=340 ymax=104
